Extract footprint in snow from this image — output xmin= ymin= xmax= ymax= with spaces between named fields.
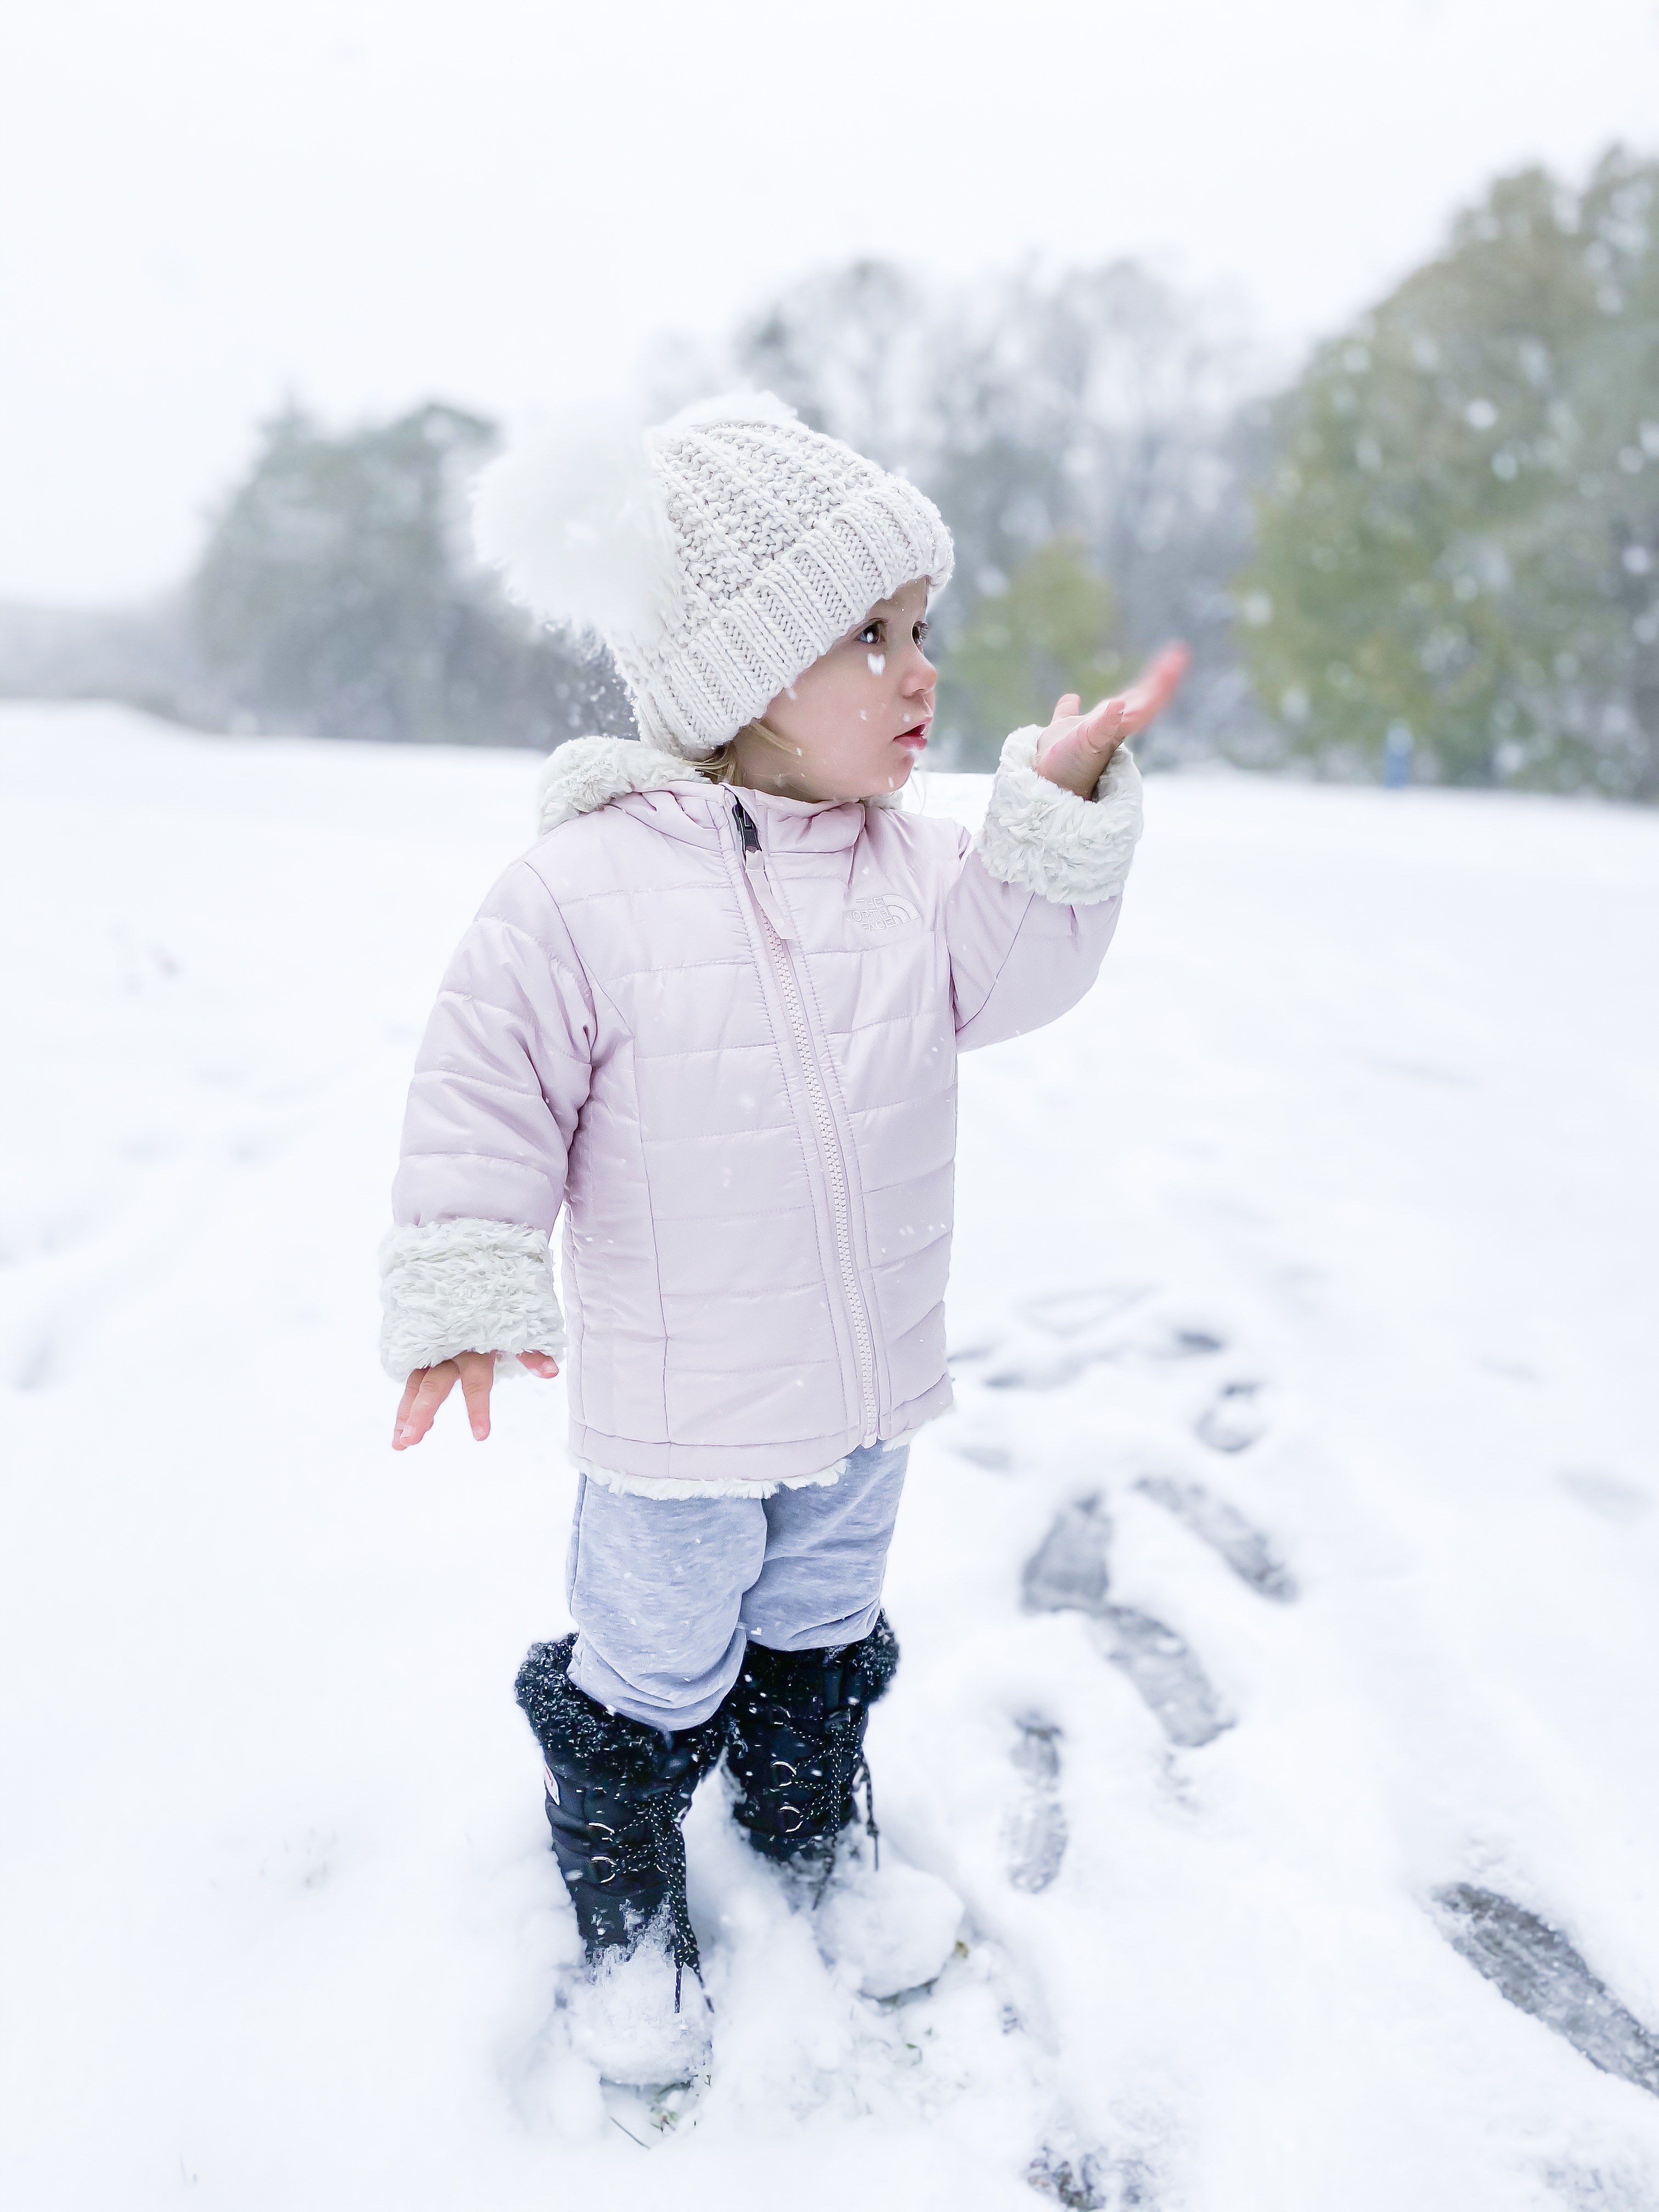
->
xmin=1021 ymin=1497 xmax=1233 ymax=1750
xmin=1090 ymin=1610 xmax=1231 ymax=1751
xmin=1134 ymin=1475 xmax=1298 ymax=1602
xmin=959 ymin=1286 xmax=1154 ymax=1392
xmin=1163 ymin=1327 xmax=1225 ymax=1357
xmin=1006 ymin=1717 xmax=1068 ymax=1894
xmin=1432 ymin=1884 xmax=1659 ymax=2099
xmin=1544 ymin=2157 xmax=1659 ymax=2211
xmin=1194 ymin=1380 xmax=1270 ymax=1454
xmin=955 ymin=1293 xmax=1226 ymax=1394
xmin=1559 ymin=1470 xmax=1651 ymax=1524
xmin=984 ymin=1348 xmax=1101 ymax=1392
xmin=949 ymin=1339 xmax=1088 ymax=1395
xmin=1022 ymin=1496 xmax=1113 ymax=1614
xmin=1028 ymin=2141 xmax=1159 ymax=2208
xmin=951 ymin=1439 xmax=1017 ymax=1473
xmin=7 ymin=1336 xmax=59 ymax=1391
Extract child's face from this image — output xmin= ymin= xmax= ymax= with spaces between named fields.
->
xmin=743 ymin=578 xmax=937 ymax=801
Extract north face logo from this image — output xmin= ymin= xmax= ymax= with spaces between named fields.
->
xmin=847 ymin=892 xmax=921 ymax=941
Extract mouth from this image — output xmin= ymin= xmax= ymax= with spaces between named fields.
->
xmin=894 ymin=719 xmax=931 ymax=751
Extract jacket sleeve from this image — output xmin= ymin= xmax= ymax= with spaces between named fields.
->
xmin=945 ymin=726 xmax=1143 ymax=1053
xmin=379 ymin=855 xmax=596 ymax=1380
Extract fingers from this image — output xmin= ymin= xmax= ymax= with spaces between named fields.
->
xmin=1066 ymin=643 xmax=1192 ymax=766
xmin=393 ymin=1363 xmax=458 ymax=1449
xmin=1075 ymin=694 xmax=1131 ymax=761
xmin=456 ymin=1350 xmax=495 ymax=1442
xmin=393 ymin=1372 xmax=421 ymax=1446
xmin=391 ymin=1351 xmax=560 ymax=1450
xmin=1046 ymin=648 xmax=1189 ymax=762
xmin=1082 ymin=695 xmax=1128 ymax=738
xmin=1118 ymin=642 xmax=1191 ymax=734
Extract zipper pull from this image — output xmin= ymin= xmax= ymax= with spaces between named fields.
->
xmin=731 ymin=797 xmax=797 ymax=940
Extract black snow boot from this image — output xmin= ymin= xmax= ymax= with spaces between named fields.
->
xmin=514 ymin=1635 xmax=726 ymax=1995
xmin=723 ymin=1614 xmax=900 ymax=1887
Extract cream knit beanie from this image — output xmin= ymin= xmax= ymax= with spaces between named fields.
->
xmin=471 ymin=392 xmax=954 ymax=759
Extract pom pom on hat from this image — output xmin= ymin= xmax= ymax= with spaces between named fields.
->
xmin=471 ymin=390 xmax=954 ymax=759
xmin=470 ymin=410 xmax=679 ymax=653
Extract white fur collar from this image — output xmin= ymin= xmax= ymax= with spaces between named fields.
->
xmin=534 ymin=736 xmax=701 ymax=838
xmin=534 ymin=736 xmax=905 ymax=840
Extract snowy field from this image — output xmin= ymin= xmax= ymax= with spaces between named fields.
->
xmin=3 ymin=701 xmax=1658 ymax=2211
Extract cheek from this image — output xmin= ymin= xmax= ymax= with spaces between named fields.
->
xmin=769 ymin=653 xmax=899 ymax=753
xmin=794 ymin=668 xmax=873 ymax=744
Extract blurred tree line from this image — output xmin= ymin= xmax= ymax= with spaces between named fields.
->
xmin=188 ymin=401 xmax=628 ymax=745
xmin=149 ymin=256 xmax=1266 ymax=766
xmin=4 ymin=144 xmax=1652 ymax=796
xmin=673 ymin=255 xmax=1269 ymax=768
xmin=0 ymin=399 xmax=629 ymax=746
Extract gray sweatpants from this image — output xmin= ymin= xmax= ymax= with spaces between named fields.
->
xmin=564 ymin=1438 xmax=910 ymax=1730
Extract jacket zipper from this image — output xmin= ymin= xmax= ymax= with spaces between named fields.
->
xmin=730 ymin=797 xmax=880 ymax=1447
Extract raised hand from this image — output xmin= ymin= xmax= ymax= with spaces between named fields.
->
xmin=392 ymin=1348 xmax=560 ymax=1449
xmin=1033 ymin=642 xmax=1190 ymax=799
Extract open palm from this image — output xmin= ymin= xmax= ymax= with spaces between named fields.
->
xmin=1034 ymin=642 xmax=1190 ymax=799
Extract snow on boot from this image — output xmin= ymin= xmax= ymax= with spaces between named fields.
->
xmin=723 ymin=1617 xmax=962 ymax=1999
xmin=812 ymin=1844 xmax=965 ymax=2001
xmin=723 ymin=1615 xmax=901 ymax=1882
xmin=514 ymin=1635 xmax=724 ymax=2085
xmin=566 ymin=1940 xmax=714 ymax=2094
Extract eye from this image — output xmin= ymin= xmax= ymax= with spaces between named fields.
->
xmin=913 ymin=619 xmax=930 ymax=645
xmin=854 ymin=620 xmax=883 ymax=647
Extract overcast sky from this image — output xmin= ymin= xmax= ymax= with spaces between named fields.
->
xmin=2 ymin=0 xmax=1655 ymax=603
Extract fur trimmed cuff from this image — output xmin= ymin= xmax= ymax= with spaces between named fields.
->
xmin=736 ymin=1611 xmax=901 ymax=1707
xmin=378 ymin=1218 xmax=566 ymax=1379
xmin=973 ymin=726 xmax=1144 ymax=906
xmin=515 ymin=1634 xmax=729 ymax=1765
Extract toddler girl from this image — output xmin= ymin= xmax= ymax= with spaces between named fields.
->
xmin=379 ymin=394 xmax=1184 ymax=2080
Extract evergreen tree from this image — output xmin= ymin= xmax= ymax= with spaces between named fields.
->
xmin=190 ymin=402 xmax=629 ymax=747
xmin=1242 ymin=149 xmax=1659 ymax=796
xmin=935 ymin=538 xmax=1124 ymax=755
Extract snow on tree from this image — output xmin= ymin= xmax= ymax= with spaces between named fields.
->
xmin=1242 ymin=149 xmax=1659 ymax=797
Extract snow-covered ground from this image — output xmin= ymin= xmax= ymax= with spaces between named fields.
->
xmin=3 ymin=702 xmax=1658 ymax=2211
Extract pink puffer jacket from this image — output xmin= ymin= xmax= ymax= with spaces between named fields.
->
xmin=380 ymin=727 xmax=1143 ymax=1496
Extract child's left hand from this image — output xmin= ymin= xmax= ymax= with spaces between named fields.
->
xmin=1034 ymin=642 xmax=1190 ymax=799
